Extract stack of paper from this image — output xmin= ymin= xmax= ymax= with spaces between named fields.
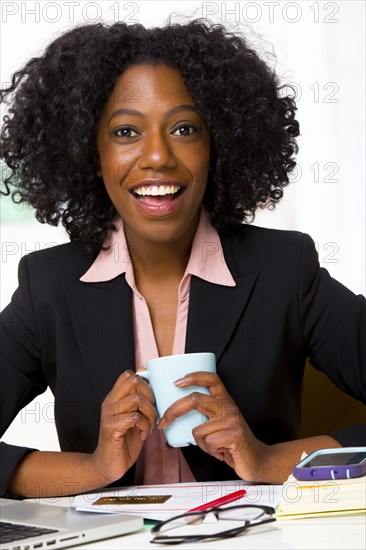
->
xmin=276 ymin=474 xmax=366 ymax=519
xmin=73 ymin=481 xmax=282 ymax=521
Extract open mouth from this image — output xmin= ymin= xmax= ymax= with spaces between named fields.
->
xmin=129 ymin=184 xmax=185 ymax=204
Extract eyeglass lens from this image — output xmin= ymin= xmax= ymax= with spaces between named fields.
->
xmin=155 ymin=505 xmax=274 ymax=537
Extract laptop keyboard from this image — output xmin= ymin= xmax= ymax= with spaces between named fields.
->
xmin=0 ymin=521 xmax=59 ymax=544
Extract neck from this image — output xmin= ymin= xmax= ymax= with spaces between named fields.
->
xmin=130 ymin=241 xmax=191 ymax=283
xmin=124 ymin=217 xmax=199 ymax=284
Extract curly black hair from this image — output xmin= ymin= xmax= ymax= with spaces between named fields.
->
xmin=0 ymin=18 xmax=299 ymax=257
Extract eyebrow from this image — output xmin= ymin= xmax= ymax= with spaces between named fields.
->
xmin=107 ymin=104 xmax=198 ymax=124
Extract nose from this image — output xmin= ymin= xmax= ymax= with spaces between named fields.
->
xmin=138 ymin=131 xmax=176 ymax=171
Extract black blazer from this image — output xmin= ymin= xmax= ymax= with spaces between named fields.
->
xmin=1 ymin=224 xmax=365 ymax=495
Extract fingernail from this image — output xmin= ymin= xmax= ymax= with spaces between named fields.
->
xmin=140 ymin=431 xmax=148 ymax=441
xmin=174 ymin=377 xmax=186 ymax=387
xmin=158 ymin=419 xmax=167 ymax=429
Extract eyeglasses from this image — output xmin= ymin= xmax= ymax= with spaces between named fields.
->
xmin=150 ymin=504 xmax=276 ymax=544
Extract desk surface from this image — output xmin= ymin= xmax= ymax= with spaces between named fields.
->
xmin=32 ymin=496 xmax=365 ymax=549
xmin=82 ymin=516 xmax=366 ymax=549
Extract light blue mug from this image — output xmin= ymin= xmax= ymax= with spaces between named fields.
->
xmin=137 ymin=352 xmax=216 ymax=447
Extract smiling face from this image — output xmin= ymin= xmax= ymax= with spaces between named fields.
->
xmin=97 ymin=63 xmax=211 ymax=248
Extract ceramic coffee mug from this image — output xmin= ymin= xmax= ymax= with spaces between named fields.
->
xmin=137 ymin=352 xmax=216 ymax=447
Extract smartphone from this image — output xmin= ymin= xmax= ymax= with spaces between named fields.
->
xmin=292 ymin=447 xmax=366 ymax=481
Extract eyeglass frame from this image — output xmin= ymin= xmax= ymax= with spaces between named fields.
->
xmin=150 ymin=504 xmax=276 ymax=544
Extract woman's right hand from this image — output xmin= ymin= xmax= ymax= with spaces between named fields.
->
xmin=90 ymin=369 xmax=157 ymax=485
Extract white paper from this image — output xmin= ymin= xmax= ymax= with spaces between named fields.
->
xmin=74 ymin=481 xmax=282 ymax=521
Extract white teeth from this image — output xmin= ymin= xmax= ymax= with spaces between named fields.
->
xmin=133 ymin=184 xmax=181 ymax=196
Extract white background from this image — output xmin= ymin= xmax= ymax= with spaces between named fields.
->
xmin=0 ymin=1 xmax=365 ymax=451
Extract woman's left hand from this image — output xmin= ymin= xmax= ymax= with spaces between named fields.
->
xmin=157 ymin=372 xmax=268 ymax=481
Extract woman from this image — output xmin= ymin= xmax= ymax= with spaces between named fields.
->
xmin=0 ymin=20 xmax=365 ymax=498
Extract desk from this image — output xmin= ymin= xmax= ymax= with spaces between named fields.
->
xmin=32 ymin=496 xmax=365 ymax=549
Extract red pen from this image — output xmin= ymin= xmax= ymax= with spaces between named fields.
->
xmin=187 ymin=489 xmax=247 ymax=513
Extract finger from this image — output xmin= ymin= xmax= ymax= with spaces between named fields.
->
xmin=103 ymin=393 xmax=158 ymax=429
xmin=106 ymin=371 xmax=155 ymax=405
xmin=108 ymin=411 xmax=153 ymax=439
xmin=190 ymin=420 xmax=226 ymax=460
xmin=193 ymin=394 xmax=240 ymax=425
xmin=160 ymin=393 xmax=240 ymax=428
xmin=133 ymin=375 xmax=155 ymax=403
xmin=193 ymin=421 xmax=243 ymax=461
xmin=158 ymin=393 xmax=219 ymax=429
xmin=204 ymin=429 xmax=243 ymax=460
xmin=174 ymin=372 xmax=229 ymax=400
xmin=192 ymin=417 xmax=241 ymax=441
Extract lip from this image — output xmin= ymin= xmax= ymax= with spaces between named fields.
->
xmin=128 ymin=179 xmax=187 ymax=218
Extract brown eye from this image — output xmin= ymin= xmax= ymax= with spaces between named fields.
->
xmin=113 ymin=127 xmax=139 ymax=138
xmin=172 ymin=124 xmax=198 ymax=136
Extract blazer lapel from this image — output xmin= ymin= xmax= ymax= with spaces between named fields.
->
xmin=185 ymin=231 xmax=258 ymax=363
xmin=185 ymin=272 xmax=258 ymax=363
xmin=61 ymin=274 xmax=135 ymax=402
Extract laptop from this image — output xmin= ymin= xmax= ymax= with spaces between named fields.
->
xmin=0 ymin=498 xmax=143 ymax=549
